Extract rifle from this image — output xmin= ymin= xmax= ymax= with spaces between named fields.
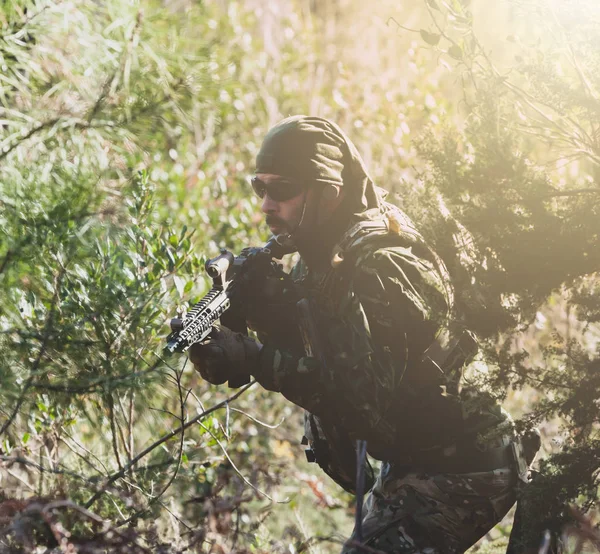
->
xmin=164 ymin=238 xmax=293 ymax=384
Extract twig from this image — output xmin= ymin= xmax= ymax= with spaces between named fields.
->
xmin=107 ymin=392 xmax=124 ymax=471
xmin=0 ymin=250 xmax=12 ymax=276
xmin=386 ymin=17 xmax=419 ymax=34
xmin=187 ymin=388 xmax=228 ymax=439
xmin=31 ymin=500 xmax=153 ymax=554
xmin=62 ymin=429 xmax=110 ymax=474
xmin=0 ymin=0 xmax=60 ymax=41
xmin=83 ymin=380 xmax=256 ymax=509
xmin=4 ymin=468 xmax=36 ymax=492
xmin=119 ymin=357 xmax=190 ymax=524
xmin=116 ymin=393 xmax=133 ymax=461
xmin=0 ymin=266 xmax=65 ymax=436
xmin=0 ymin=117 xmax=60 ymax=162
xmin=0 ymin=455 xmax=93 ymax=483
xmin=128 ymin=389 xmax=135 ymax=463
xmin=548 ymin=5 xmax=599 ymax=102
xmin=58 ymin=436 xmax=106 ymax=476
xmin=309 ymin=535 xmax=386 ymax=554
xmin=197 ymin=419 xmax=285 ymax=504
xmin=229 ymin=407 xmax=285 ymax=429
xmin=28 ymin=363 xmax=162 ymax=393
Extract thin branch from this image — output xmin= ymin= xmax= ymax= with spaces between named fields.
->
xmin=148 ymin=406 xmax=181 ymax=419
xmin=83 ymin=380 xmax=256 ymax=509
xmin=187 ymin=387 xmax=229 ymax=439
xmin=0 ymin=117 xmax=60 ymax=162
xmin=548 ymin=5 xmax=599 ymax=102
xmin=386 ymin=17 xmax=419 ymax=34
xmin=197 ymin=419 xmax=285 ymax=504
xmin=485 ymin=69 xmax=598 ymax=163
xmin=0 ymin=456 xmax=93 ymax=483
xmin=229 ymin=407 xmax=285 ymax=429
xmin=4 ymin=467 xmax=36 ymax=492
xmin=0 ymin=0 xmax=60 ymax=41
xmin=309 ymin=535 xmax=386 ymax=554
xmin=114 ymin=394 xmax=131 ymax=462
xmin=106 ymin=393 xmax=124 ymax=471
xmin=100 ymin=358 xmax=241 ymax=529
xmin=0 ymin=265 xmax=66 ymax=436
xmin=62 ymin=429 xmax=110 ymax=474
xmin=27 ymin=363 xmax=162 ymax=393
xmin=129 ymin=359 xmax=189 ymax=516
xmin=0 ymin=250 xmax=12 ymax=276
xmin=58 ymin=436 xmax=105 ymax=476
xmin=457 ymin=10 xmax=597 ymax=159
xmin=128 ymin=390 xmax=135 ymax=463
xmin=29 ymin=500 xmax=154 ymax=554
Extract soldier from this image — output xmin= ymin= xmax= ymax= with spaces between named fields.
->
xmin=190 ymin=116 xmax=535 ymax=553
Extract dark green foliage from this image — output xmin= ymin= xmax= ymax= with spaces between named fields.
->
xmin=411 ymin=0 xmax=600 ymax=543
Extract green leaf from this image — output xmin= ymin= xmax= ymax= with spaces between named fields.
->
xmin=22 ymin=432 xmax=30 ymax=444
xmin=420 ymin=30 xmax=441 ymax=46
xmin=448 ymin=44 xmax=463 ymax=59
xmin=173 ymin=275 xmax=185 ymax=297
xmin=166 ymin=248 xmax=176 ymax=267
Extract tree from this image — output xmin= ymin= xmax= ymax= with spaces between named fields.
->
xmin=409 ymin=0 xmax=600 ymax=549
xmin=0 ymin=1 xmax=261 ymax=550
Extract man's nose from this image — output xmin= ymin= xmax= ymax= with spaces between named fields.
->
xmin=261 ymin=194 xmax=278 ymax=214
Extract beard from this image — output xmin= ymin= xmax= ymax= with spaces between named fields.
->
xmin=265 ymin=215 xmax=289 ymax=235
xmin=266 ymin=215 xmax=286 ymax=228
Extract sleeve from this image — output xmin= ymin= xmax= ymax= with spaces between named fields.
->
xmin=253 ymin=245 xmax=451 ymax=442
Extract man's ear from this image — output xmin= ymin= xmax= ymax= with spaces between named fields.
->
xmin=322 ymin=184 xmax=340 ymax=201
xmin=317 ymin=185 xmax=345 ymax=224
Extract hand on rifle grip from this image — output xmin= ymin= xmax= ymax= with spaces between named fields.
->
xmin=189 ymin=324 xmax=262 ymax=386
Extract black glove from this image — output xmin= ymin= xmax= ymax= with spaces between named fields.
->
xmin=189 ymin=324 xmax=261 ymax=386
xmin=245 ymin=272 xmax=305 ymax=355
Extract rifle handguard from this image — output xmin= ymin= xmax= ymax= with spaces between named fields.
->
xmin=164 ymin=237 xmax=295 ymax=356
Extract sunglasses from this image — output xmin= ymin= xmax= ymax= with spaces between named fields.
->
xmin=251 ymin=176 xmax=306 ymax=202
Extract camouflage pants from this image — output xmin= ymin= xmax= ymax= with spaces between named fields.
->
xmin=341 ymin=462 xmax=518 ymax=554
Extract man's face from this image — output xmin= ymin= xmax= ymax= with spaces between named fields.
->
xmin=253 ymin=173 xmax=345 ymax=241
xmin=254 ymin=173 xmax=309 ymax=236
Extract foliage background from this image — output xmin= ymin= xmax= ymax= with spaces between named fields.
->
xmin=0 ymin=0 xmax=598 ymax=552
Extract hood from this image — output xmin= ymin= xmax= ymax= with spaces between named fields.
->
xmin=256 ymin=115 xmax=387 ymax=219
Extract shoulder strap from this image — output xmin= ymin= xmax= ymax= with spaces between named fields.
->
xmin=327 ymin=204 xmax=477 ymax=387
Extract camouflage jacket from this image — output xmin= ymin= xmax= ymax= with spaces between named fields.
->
xmin=252 ymin=205 xmax=508 ymax=465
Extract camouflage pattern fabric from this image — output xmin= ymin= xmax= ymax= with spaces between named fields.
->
xmin=254 ymin=207 xmax=508 ymax=461
xmin=342 ymin=461 xmax=518 ymax=554
xmin=303 ymin=411 xmax=375 ymax=495
xmin=249 ymin=206 xmax=524 ymax=553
